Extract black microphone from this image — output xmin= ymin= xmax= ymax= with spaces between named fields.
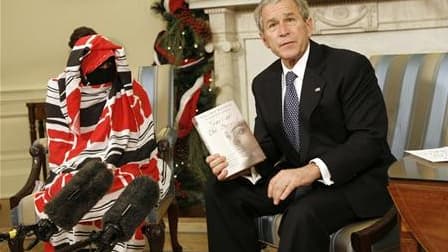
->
xmin=100 ymin=176 xmax=159 ymax=244
xmin=1 ymin=159 xmax=113 ymax=249
xmin=45 ymin=158 xmax=114 ymax=230
xmin=57 ymin=176 xmax=159 ymax=252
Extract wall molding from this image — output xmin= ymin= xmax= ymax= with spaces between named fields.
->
xmin=0 ymin=88 xmax=46 ymax=118
xmin=0 ymin=88 xmax=46 ymax=102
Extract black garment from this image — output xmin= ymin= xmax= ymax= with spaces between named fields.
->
xmin=206 ymin=177 xmax=358 ymax=252
xmin=205 ymin=177 xmax=286 ymax=252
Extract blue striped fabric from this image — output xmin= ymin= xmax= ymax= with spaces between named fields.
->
xmin=389 ymin=55 xmax=422 ymax=158
xmin=373 ymin=54 xmax=393 ymax=92
xmin=424 ymin=54 xmax=448 ymax=148
xmin=372 ymin=53 xmax=448 ymax=158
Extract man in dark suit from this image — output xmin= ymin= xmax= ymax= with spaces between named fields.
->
xmin=204 ymin=0 xmax=395 ymax=251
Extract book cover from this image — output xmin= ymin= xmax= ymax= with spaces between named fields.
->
xmin=193 ymin=100 xmax=266 ymax=179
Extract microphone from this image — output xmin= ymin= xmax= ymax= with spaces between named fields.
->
xmin=100 ymin=176 xmax=159 ymax=247
xmin=57 ymin=176 xmax=160 ymax=252
xmin=45 ymin=158 xmax=114 ymax=230
xmin=1 ymin=159 xmax=113 ymax=249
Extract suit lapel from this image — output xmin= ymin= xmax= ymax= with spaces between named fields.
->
xmin=262 ymin=61 xmax=283 ymax=130
xmin=264 ymin=61 xmax=302 ymax=163
xmin=299 ymin=41 xmax=326 ymax=161
xmin=301 ymin=72 xmax=325 ymax=121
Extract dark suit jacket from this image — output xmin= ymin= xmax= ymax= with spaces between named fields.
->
xmin=252 ymin=40 xmax=395 ymax=217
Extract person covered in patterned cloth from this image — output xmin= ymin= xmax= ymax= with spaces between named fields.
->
xmin=33 ymin=28 xmax=170 ymax=251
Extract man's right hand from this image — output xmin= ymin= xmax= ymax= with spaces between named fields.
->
xmin=205 ymin=154 xmax=229 ymax=181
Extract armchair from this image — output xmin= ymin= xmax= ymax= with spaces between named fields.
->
xmin=256 ymin=52 xmax=448 ymax=251
xmin=9 ymin=102 xmax=47 ymax=214
xmin=25 ymin=102 xmax=46 ymax=145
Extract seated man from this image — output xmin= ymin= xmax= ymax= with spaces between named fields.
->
xmin=33 ymin=30 xmax=167 ymax=251
xmin=205 ymin=0 xmax=396 ymax=251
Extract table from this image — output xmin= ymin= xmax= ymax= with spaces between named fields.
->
xmin=388 ymin=155 xmax=448 ymax=251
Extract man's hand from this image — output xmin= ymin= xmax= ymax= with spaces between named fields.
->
xmin=267 ymin=163 xmax=321 ymax=205
xmin=206 ymin=154 xmax=229 ymax=181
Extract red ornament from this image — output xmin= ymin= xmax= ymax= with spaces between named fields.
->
xmin=163 ymin=0 xmax=187 ymax=13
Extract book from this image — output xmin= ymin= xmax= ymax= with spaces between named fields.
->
xmin=193 ymin=100 xmax=266 ymax=179
xmin=405 ymin=146 xmax=448 ymax=162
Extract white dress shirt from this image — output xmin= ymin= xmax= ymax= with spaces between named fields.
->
xmin=280 ymin=43 xmax=334 ymax=186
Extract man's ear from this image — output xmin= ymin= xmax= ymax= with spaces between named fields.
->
xmin=305 ymin=17 xmax=314 ymax=36
xmin=260 ymin=32 xmax=270 ymax=49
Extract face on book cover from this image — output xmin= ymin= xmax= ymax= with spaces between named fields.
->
xmin=228 ymin=121 xmax=259 ymax=158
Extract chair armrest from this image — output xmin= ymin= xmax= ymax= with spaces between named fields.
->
xmin=147 ymin=127 xmax=177 ymax=224
xmin=350 ymin=206 xmax=397 ymax=252
xmin=157 ymin=127 xmax=177 ymax=163
xmin=9 ymin=140 xmax=47 ymax=209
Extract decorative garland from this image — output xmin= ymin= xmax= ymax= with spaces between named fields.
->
xmin=151 ymin=0 xmax=216 ymax=211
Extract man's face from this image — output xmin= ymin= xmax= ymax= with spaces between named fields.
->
xmin=260 ymin=0 xmax=313 ymax=68
xmin=231 ymin=123 xmax=251 ymax=147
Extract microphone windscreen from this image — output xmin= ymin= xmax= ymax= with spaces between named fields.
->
xmin=102 ymin=176 xmax=160 ymax=242
xmin=45 ymin=159 xmax=113 ymax=230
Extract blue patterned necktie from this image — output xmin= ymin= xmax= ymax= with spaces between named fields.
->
xmin=283 ymin=71 xmax=300 ymax=151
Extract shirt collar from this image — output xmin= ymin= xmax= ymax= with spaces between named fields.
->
xmin=281 ymin=42 xmax=310 ymax=80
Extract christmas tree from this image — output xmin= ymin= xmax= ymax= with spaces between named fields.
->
xmin=151 ymin=0 xmax=217 ymax=213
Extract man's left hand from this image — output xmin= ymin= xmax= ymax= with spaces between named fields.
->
xmin=267 ymin=163 xmax=321 ymax=205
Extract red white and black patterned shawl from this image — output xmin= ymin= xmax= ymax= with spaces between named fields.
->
xmin=34 ymin=35 xmax=165 ymax=250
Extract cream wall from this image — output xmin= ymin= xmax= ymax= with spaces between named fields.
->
xmin=0 ymin=0 xmax=165 ymax=197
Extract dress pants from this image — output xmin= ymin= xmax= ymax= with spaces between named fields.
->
xmin=205 ymin=177 xmax=358 ymax=252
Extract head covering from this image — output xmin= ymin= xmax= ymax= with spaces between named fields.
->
xmin=56 ymin=35 xmax=130 ymax=135
xmin=76 ymin=35 xmax=119 ymax=75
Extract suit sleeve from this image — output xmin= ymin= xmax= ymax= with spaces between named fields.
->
xmin=252 ymin=77 xmax=282 ymax=178
xmin=319 ymin=55 xmax=392 ymax=184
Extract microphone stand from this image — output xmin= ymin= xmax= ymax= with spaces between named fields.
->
xmin=0 ymin=219 xmax=58 ymax=250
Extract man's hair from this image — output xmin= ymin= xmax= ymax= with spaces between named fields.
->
xmin=68 ymin=26 xmax=97 ymax=48
xmin=254 ymin=0 xmax=310 ymax=33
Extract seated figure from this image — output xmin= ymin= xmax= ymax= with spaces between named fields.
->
xmin=33 ymin=30 xmax=169 ymax=251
